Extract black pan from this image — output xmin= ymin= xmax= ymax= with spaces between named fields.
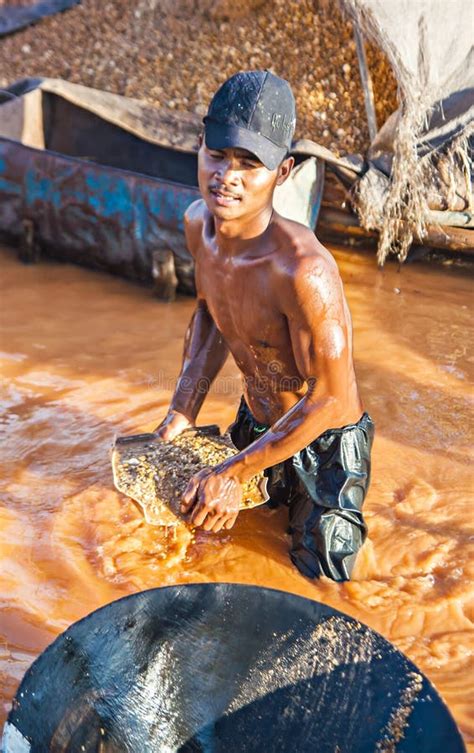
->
xmin=3 ymin=584 xmax=465 ymax=753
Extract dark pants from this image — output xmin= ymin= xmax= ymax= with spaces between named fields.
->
xmin=229 ymin=398 xmax=375 ymax=582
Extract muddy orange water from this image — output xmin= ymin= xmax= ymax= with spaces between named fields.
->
xmin=0 ymin=243 xmax=473 ymax=746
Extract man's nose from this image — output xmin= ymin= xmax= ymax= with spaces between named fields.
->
xmin=215 ymin=159 xmax=240 ymax=184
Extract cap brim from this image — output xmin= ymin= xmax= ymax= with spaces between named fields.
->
xmin=204 ymin=120 xmax=286 ymax=171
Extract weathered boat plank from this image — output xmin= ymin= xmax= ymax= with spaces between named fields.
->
xmin=0 ymin=137 xmax=199 ymax=282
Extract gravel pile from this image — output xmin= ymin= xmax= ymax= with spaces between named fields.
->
xmin=0 ymin=0 xmax=398 ymax=155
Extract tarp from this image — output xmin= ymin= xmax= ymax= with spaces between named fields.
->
xmin=346 ymin=0 xmax=473 ymax=103
xmin=342 ymin=0 xmax=474 ymax=262
xmin=2 ymin=584 xmax=466 ymax=752
xmin=0 ymin=1 xmax=81 ymax=37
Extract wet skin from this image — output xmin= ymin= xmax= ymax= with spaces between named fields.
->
xmin=155 ymin=142 xmax=363 ymax=532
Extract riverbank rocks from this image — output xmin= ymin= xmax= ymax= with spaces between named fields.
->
xmin=160 ymin=0 xmax=266 ymax=20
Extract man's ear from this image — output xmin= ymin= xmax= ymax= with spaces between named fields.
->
xmin=276 ymin=155 xmax=294 ymax=186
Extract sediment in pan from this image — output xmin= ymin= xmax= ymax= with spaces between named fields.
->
xmin=112 ymin=428 xmax=268 ymax=527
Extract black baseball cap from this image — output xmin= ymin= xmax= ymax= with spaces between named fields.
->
xmin=203 ymin=70 xmax=296 ymax=171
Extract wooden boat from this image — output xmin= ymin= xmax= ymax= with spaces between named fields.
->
xmin=0 ymin=78 xmax=325 ymax=298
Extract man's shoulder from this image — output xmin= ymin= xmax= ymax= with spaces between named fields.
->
xmin=273 ymin=214 xmax=338 ymax=281
xmin=184 ymin=198 xmax=207 ymax=227
xmin=184 ymin=199 xmax=208 ymax=258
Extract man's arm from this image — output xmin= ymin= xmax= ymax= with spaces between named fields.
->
xmin=181 ymin=246 xmax=361 ymax=530
xmin=159 ymin=301 xmax=228 ymax=425
xmin=155 ymin=202 xmax=229 ymax=439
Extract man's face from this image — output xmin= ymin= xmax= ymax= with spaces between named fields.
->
xmin=198 ymin=142 xmax=281 ymax=221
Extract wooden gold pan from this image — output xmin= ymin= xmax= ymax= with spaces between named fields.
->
xmin=112 ymin=426 xmax=269 ymax=527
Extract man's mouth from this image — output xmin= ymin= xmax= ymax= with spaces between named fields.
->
xmin=209 ymin=188 xmax=242 ymax=207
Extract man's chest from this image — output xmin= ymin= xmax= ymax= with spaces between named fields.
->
xmin=195 ymin=246 xmax=284 ymax=348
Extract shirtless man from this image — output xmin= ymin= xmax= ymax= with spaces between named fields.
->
xmin=155 ymin=70 xmax=374 ymax=581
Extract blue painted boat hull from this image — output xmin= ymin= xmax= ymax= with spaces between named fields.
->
xmin=0 ymin=136 xmax=199 ymax=282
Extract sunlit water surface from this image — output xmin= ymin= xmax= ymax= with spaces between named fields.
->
xmin=0 ymin=244 xmax=472 ymax=747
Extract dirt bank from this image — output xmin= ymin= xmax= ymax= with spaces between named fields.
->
xmin=0 ymin=0 xmax=398 ymax=155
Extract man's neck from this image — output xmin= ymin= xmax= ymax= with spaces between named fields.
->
xmin=214 ymin=206 xmax=274 ymax=256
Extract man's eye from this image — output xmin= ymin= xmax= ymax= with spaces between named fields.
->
xmin=210 ymin=152 xmax=223 ymax=160
xmin=242 ymin=159 xmax=260 ymax=168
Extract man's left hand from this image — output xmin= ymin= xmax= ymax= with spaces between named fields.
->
xmin=180 ymin=467 xmax=242 ymax=532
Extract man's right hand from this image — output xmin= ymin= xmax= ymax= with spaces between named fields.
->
xmin=153 ymin=410 xmax=194 ymax=442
